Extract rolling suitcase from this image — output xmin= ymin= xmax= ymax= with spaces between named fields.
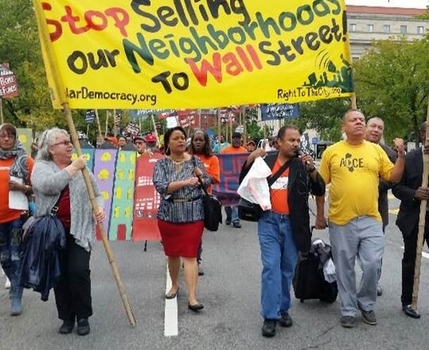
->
xmin=293 ymin=235 xmax=338 ymax=303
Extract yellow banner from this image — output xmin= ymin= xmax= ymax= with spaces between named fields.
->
xmin=33 ymin=0 xmax=353 ymax=109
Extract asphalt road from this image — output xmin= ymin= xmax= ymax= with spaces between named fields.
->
xmin=1 ymin=194 xmax=429 ymax=350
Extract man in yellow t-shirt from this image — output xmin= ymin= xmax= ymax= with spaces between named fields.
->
xmin=315 ymin=109 xmax=405 ymax=329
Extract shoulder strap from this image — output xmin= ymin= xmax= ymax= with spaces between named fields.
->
xmin=267 ymin=159 xmax=291 ymax=187
xmin=192 ymin=156 xmax=209 ymax=196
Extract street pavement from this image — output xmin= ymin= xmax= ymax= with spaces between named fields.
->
xmin=1 ymin=194 xmax=429 ymax=350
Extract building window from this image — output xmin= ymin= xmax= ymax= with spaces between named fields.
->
xmin=417 ymin=26 xmax=424 ymax=34
xmin=400 ymin=25 xmax=407 ymax=34
xmin=367 ymin=24 xmax=374 ymax=32
xmin=350 ymin=23 xmax=356 ymax=32
xmin=383 ymin=24 xmax=390 ymax=33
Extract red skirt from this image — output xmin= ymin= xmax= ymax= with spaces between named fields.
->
xmin=158 ymin=219 xmax=204 ymax=258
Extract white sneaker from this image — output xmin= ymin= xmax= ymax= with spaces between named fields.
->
xmin=5 ymin=277 xmax=11 ymax=289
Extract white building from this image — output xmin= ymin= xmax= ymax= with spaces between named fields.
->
xmin=347 ymin=5 xmax=428 ymax=59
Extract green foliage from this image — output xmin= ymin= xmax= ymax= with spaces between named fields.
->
xmin=244 ymin=107 xmax=264 ymax=140
xmin=292 ymin=98 xmax=350 ymax=142
xmin=0 ymin=0 xmax=57 ymax=131
xmin=416 ymin=7 xmax=429 ymax=20
xmin=354 ymin=37 xmax=429 ymax=143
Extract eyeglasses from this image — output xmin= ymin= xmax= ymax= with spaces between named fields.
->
xmin=53 ymin=140 xmax=72 ymax=146
xmin=0 ymin=134 xmax=14 ymax=140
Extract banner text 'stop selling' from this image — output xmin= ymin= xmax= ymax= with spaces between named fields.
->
xmin=33 ymin=0 xmax=353 ymax=109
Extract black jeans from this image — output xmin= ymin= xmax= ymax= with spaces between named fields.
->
xmin=55 ymin=229 xmax=92 ymax=321
xmin=401 ymin=230 xmax=429 ymax=306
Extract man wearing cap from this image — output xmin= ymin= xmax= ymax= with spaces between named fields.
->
xmin=144 ymin=133 xmax=160 ymax=154
xmin=221 ymin=132 xmax=248 ymax=228
xmin=246 ymin=140 xmax=256 ymax=153
xmin=134 ymin=135 xmax=148 ymax=155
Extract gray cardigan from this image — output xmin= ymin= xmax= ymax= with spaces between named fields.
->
xmin=31 ymin=160 xmax=104 ymax=251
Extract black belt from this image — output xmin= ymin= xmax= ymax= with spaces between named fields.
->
xmin=172 ymin=196 xmax=201 ymax=203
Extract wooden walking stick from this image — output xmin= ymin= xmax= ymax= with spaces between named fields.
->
xmin=411 ymin=97 xmax=429 ymax=311
xmin=94 ymin=109 xmax=103 ymax=144
xmin=0 ymin=97 xmax=4 ymax=124
xmin=351 ymin=93 xmax=357 ymax=109
xmin=105 ymin=110 xmax=110 ymax=138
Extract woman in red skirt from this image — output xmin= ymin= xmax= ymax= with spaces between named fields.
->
xmin=153 ymin=126 xmax=210 ymax=311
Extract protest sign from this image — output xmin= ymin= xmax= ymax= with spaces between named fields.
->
xmin=109 ymin=150 xmax=137 ymax=240
xmin=132 ymin=152 xmax=163 ymax=242
xmin=0 ymin=64 xmax=19 ymax=98
xmin=33 ymin=0 xmax=353 ymax=109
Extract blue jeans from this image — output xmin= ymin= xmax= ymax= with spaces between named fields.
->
xmin=0 ymin=218 xmax=24 ymax=300
xmin=225 ymin=206 xmax=239 ymax=223
xmin=258 ymin=211 xmax=298 ymax=319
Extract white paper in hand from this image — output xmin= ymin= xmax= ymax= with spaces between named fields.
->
xmin=9 ymin=176 xmax=28 ymax=210
xmin=237 ymin=157 xmax=272 ymax=210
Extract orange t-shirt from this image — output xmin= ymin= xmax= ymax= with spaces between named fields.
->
xmin=194 ymin=154 xmax=220 ymax=193
xmin=270 ymin=159 xmax=290 ymax=214
xmin=0 ymin=156 xmax=34 ymax=223
xmin=220 ymin=146 xmax=248 ymax=154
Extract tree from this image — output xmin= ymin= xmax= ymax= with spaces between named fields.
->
xmin=353 ymin=37 xmax=429 ymax=143
xmin=293 ymin=98 xmax=351 ymax=141
xmin=416 ymin=6 xmax=429 ymax=20
xmin=0 ymin=0 xmax=62 ymax=132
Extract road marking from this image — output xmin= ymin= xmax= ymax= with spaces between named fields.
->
xmin=164 ymin=265 xmax=178 ymax=337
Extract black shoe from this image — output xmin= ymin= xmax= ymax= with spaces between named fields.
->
xmin=340 ymin=315 xmax=356 ymax=328
xmin=225 ymin=219 xmax=231 ymax=225
xmin=358 ymin=305 xmax=377 ymax=325
xmin=188 ymin=302 xmax=204 ymax=312
xmin=59 ymin=320 xmax=75 ymax=334
xmin=402 ymin=305 xmax=421 ymax=319
xmin=198 ymin=266 xmax=204 ymax=276
xmin=278 ymin=311 xmax=293 ymax=328
xmin=261 ymin=319 xmax=276 ymax=337
xmin=233 ymin=221 xmax=241 ymax=228
xmin=77 ymin=318 xmax=90 ymax=336
xmin=377 ymin=285 xmax=383 ymax=297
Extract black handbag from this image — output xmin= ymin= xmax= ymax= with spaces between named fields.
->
xmin=192 ymin=156 xmax=222 ymax=231
xmin=238 ymin=159 xmax=291 ymax=221
xmin=238 ymin=198 xmax=263 ymax=222
xmin=200 ymin=187 xmax=222 ymax=231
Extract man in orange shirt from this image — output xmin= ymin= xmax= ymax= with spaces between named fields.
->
xmin=240 ymin=126 xmax=325 ymax=337
xmin=221 ymin=132 xmax=247 ymax=228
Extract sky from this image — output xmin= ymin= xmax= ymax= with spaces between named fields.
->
xmin=346 ymin=0 xmax=428 ymax=8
